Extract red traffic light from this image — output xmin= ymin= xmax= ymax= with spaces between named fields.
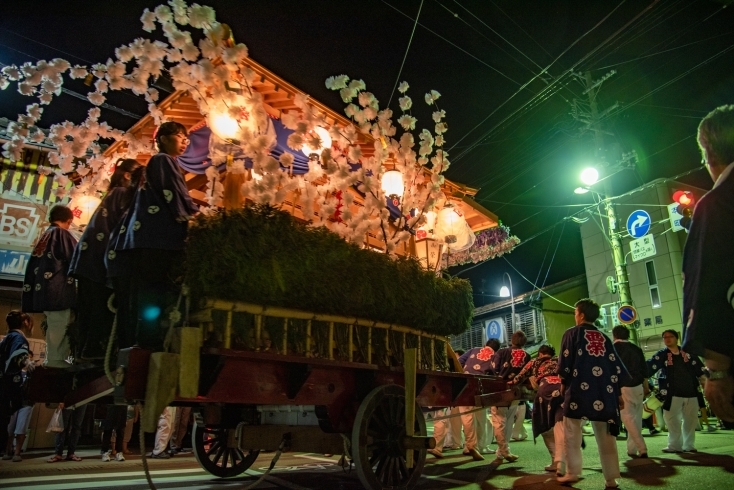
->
xmin=672 ymin=190 xmax=694 ymax=206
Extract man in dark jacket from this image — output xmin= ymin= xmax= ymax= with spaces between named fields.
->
xmin=22 ymin=205 xmax=76 ymax=368
xmin=648 ymin=330 xmax=706 ymax=453
xmin=682 ymin=104 xmax=734 ymax=423
xmin=612 ymin=325 xmax=648 ymax=458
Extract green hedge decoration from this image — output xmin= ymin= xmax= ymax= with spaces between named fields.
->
xmin=185 ymin=205 xmax=473 ymax=336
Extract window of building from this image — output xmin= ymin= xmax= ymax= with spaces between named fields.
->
xmin=645 ymin=260 xmax=661 ymax=308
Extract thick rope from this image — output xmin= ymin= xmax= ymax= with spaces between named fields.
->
xmin=237 ymin=434 xmax=286 ymax=490
xmin=138 ymin=402 xmax=157 ymax=490
xmin=430 ymin=405 xmax=488 ymax=422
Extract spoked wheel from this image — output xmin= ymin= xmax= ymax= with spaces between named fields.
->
xmin=351 ymin=384 xmax=427 ymax=490
xmin=192 ymin=414 xmax=260 ymax=478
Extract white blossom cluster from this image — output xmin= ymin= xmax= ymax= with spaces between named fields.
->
xmin=0 ymin=1 xmax=453 ymax=254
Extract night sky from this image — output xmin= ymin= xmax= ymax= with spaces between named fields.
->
xmin=2 ymin=0 xmax=733 ymax=304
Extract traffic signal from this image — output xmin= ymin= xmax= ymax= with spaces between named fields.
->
xmin=673 ymin=190 xmax=695 ymax=230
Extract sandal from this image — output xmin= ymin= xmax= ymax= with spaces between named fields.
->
xmin=65 ymin=454 xmax=83 ymax=462
xmin=47 ymin=454 xmax=64 ymax=463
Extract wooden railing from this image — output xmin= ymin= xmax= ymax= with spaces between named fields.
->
xmin=189 ymin=299 xmax=459 ymax=372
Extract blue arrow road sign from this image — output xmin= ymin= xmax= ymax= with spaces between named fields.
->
xmin=627 ymin=210 xmax=651 ymax=239
xmin=486 ymin=320 xmax=502 ymax=339
xmin=617 ymin=305 xmax=638 ymax=325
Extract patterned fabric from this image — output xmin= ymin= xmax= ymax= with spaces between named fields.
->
xmin=557 ymin=324 xmax=624 ymax=434
xmin=458 ymin=346 xmax=496 ymax=375
xmin=647 ymin=347 xmax=707 ymax=411
xmin=68 ymin=187 xmax=129 ymax=284
xmin=0 ymin=330 xmax=30 ymax=408
xmin=491 ymin=347 xmax=530 ymax=380
xmin=114 ymin=153 xmax=198 ymax=252
xmin=21 ymin=225 xmax=77 ymax=312
xmin=514 ymin=356 xmax=563 ymax=440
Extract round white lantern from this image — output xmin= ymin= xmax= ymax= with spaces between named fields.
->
xmin=301 ymin=126 xmax=332 ymax=157
xmin=208 ymin=112 xmax=240 ymax=140
xmin=69 ymin=195 xmax=102 ymax=227
xmin=381 ymin=169 xmax=404 ymax=203
xmin=434 ymin=204 xmax=475 ymax=252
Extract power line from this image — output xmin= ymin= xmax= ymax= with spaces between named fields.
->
xmin=503 ymin=256 xmax=576 ymax=309
xmin=381 ymin=0 xmax=523 ymax=86
xmin=0 ymin=27 xmax=95 ymax=64
xmin=386 ymin=0 xmax=424 ymax=108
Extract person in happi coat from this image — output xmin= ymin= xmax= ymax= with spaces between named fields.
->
xmin=557 ymin=299 xmax=624 ymax=489
xmin=647 ymin=330 xmax=707 ymax=453
xmin=110 ymin=122 xmax=198 ymax=350
xmin=430 ymin=338 xmax=500 ymax=460
xmin=509 ymin=344 xmax=565 ymax=475
xmin=612 ymin=325 xmax=649 ymax=458
xmin=68 ymin=159 xmax=142 ymax=359
xmin=0 ymin=311 xmax=35 ymax=458
xmin=682 ymin=105 xmax=734 ymax=424
xmin=489 ymin=330 xmax=530 ymax=463
xmin=21 ymin=205 xmax=76 ymax=367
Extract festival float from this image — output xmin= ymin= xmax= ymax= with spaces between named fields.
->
xmin=1 ymin=2 xmax=522 ymax=488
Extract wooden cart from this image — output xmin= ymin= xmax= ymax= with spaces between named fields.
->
xmin=30 ymin=299 xmax=527 ymax=490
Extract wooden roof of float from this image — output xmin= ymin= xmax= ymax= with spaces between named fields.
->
xmin=103 ymin=56 xmax=499 ymax=237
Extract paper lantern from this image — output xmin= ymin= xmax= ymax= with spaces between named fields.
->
xmin=208 ymin=112 xmax=240 ymax=140
xmin=69 ymin=195 xmax=102 ymax=227
xmin=381 ymin=169 xmax=404 ymax=204
xmin=301 ymin=126 xmax=332 ymax=157
xmin=434 ymin=204 xmax=475 ymax=252
xmin=414 ymin=237 xmax=444 ymax=272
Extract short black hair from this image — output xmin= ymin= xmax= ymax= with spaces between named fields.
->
xmin=454 ymin=349 xmax=465 ymax=356
xmin=662 ymin=329 xmax=679 ymax=340
xmin=538 ymin=344 xmax=555 ymax=357
xmin=612 ymin=325 xmax=630 ymax=340
xmin=575 ymin=298 xmax=600 ymax=323
xmin=109 ymin=158 xmax=141 ymax=190
xmin=698 ymin=104 xmax=734 ymax=166
xmin=6 ymin=310 xmax=31 ymax=330
xmin=486 ymin=338 xmax=500 ymax=351
xmin=511 ymin=330 xmax=527 ymax=348
xmin=155 ymin=121 xmax=188 ymax=149
xmin=49 ymin=205 xmax=73 ymax=223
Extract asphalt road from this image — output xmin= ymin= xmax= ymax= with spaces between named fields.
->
xmin=1 ymin=421 xmax=733 ymax=490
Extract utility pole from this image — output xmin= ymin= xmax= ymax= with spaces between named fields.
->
xmin=583 ymin=71 xmax=639 ymax=346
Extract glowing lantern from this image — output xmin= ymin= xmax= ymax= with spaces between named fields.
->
xmin=415 ymin=210 xmax=437 ymax=240
xmin=208 ymin=112 xmax=240 ymax=140
xmin=434 ymin=203 xmax=475 ymax=252
xmin=414 ymin=237 xmax=444 ymax=272
xmin=69 ymin=195 xmax=102 ymax=227
xmin=301 ymin=126 xmax=332 ymax=158
xmin=381 ymin=169 xmax=404 ymax=205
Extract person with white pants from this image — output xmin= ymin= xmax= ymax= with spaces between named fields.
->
xmin=444 ymin=407 xmax=463 ymax=449
xmin=647 ymin=330 xmax=707 ymax=453
xmin=490 ymin=404 xmax=519 ymax=461
xmin=511 ymin=403 xmax=528 ymax=441
xmin=474 ymin=408 xmax=492 ymax=452
xmin=149 ymin=407 xmax=177 ymax=458
xmin=44 ymin=310 xmax=72 ymax=367
xmin=429 ymin=407 xmax=480 ymax=460
xmin=613 ymin=326 xmax=649 ymax=458
xmin=564 ymin=418 xmax=620 ymax=483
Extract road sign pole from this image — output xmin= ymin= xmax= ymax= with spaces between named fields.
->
xmin=606 ymin=200 xmax=639 ymax=345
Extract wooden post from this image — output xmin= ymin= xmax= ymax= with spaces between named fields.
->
xmin=404 ymin=348 xmax=417 ymax=468
xmin=328 ymin=321 xmax=334 ymax=360
xmin=255 ymin=315 xmax=262 ymax=350
xmin=417 ymin=335 xmax=421 ymax=368
xmin=348 ymin=324 xmax=354 ymax=362
xmin=430 ymin=338 xmax=435 ymax=371
xmin=306 ymin=320 xmax=312 ymax=357
xmin=224 ymin=310 xmax=233 ymax=349
xmin=385 ymin=329 xmax=389 ymax=365
xmin=283 ymin=317 xmax=288 ymax=355
xmin=367 ymin=327 xmax=372 ymax=365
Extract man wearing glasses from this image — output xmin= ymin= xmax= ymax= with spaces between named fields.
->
xmin=647 ymin=330 xmax=706 ymax=453
xmin=682 ymin=105 xmax=734 ymax=425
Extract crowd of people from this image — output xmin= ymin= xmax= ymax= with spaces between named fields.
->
xmin=0 ymin=98 xmax=732 ymax=489
xmin=0 ymin=121 xmax=198 ymax=462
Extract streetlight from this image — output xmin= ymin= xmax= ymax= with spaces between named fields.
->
xmin=580 ymin=167 xmax=599 ymax=186
xmin=499 ymin=272 xmax=515 ymax=333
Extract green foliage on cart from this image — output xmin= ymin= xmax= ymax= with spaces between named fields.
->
xmin=185 ymin=205 xmax=473 ymax=336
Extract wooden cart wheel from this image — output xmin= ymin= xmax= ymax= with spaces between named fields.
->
xmin=192 ymin=414 xmax=260 ymax=478
xmin=351 ymin=384 xmax=427 ymax=490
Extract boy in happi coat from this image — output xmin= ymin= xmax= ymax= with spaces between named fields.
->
xmin=489 ymin=330 xmax=531 ymax=463
xmin=557 ymin=299 xmax=625 ymax=489
xmin=22 ymin=205 xmax=76 ymax=367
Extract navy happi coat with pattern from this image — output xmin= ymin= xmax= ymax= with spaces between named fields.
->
xmin=557 ymin=324 xmax=624 ymax=433
xmin=113 ymin=153 xmax=198 ymax=253
xmin=458 ymin=346 xmax=496 ymax=375
xmin=491 ymin=346 xmax=531 ymax=380
xmin=68 ymin=187 xmax=128 ymax=285
xmin=646 ymin=347 xmax=706 ymax=411
xmin=21 ymin=225 xmax=77 ymax=312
